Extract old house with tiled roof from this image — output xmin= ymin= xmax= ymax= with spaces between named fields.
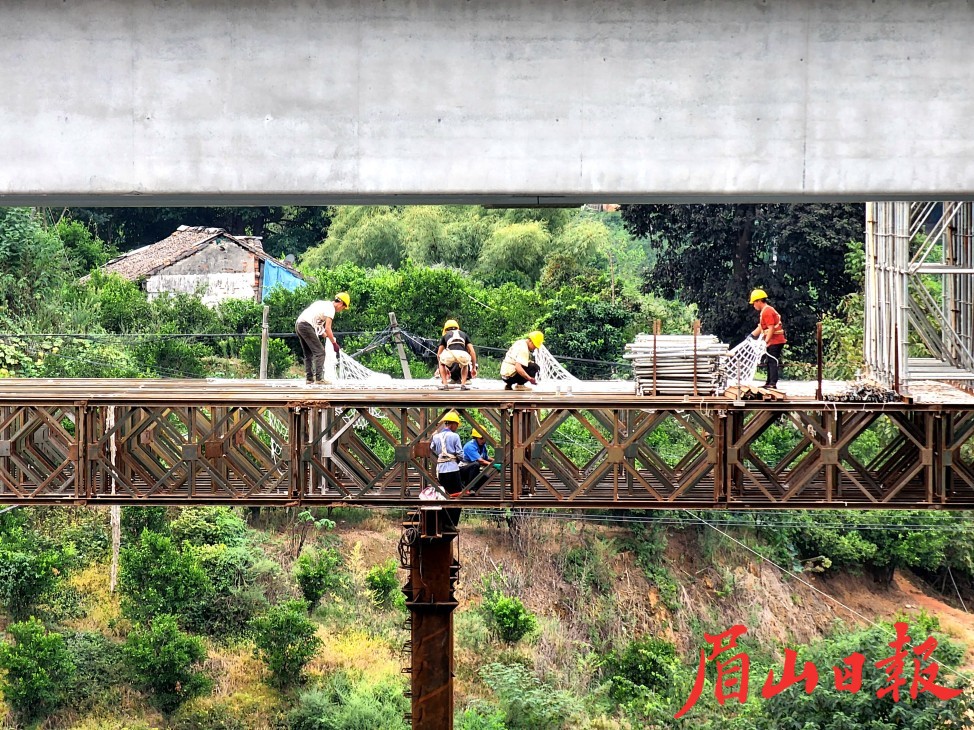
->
xmin=87 ymin=226 xmax=305 ymax=305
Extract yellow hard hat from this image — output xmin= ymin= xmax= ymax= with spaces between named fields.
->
xmin=749 ymin=289 xmax=768 ymax=304
xmin=442 ymin=319 xmax=460 ymax=335
xmin=334 ymin=292 xmax=351 ymax=308
xmin=527 ymin=331 xmax=544 ymax=348
xmin=440 ymin=410 xmax=461 ymax=424
xmin=471 ymin=428 xmax=483 ymax=438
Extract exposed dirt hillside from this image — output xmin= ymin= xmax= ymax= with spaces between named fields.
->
xmin=333 ymin=510 xmax=974 ymax=679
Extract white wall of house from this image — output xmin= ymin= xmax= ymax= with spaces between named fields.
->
xmin=144 ymin=241 xmax=259 ymax=306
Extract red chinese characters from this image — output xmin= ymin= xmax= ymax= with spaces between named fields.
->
xmin=675 ymin=620 xmax=961 ymax=719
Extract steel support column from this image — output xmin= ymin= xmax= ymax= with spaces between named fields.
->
xmin=400 ymin=508 xmax=459 ymax=730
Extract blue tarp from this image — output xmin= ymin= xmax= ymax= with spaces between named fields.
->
xmin=261 ymin=260 xmax=306 ymax=301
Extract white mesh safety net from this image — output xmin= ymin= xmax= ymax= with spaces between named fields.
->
xmin=335 ymin=351 xmax=391 ymax=425
xmin=534 ymin=345 xmax=580 ymax=382
xmin=337 ymin=350 xmax=394 ymax=385
xmin=726 ymin=338 xmax=767 ymax=387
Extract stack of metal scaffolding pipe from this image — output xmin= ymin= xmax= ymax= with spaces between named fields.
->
xmin=624 ymin=334 xmax=728 ymax=396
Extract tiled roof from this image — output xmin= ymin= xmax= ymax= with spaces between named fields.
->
xmin=85 ymin=226 xmax=299 ymax=282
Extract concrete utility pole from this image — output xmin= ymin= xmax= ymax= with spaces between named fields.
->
xmin=259 ymin=305 xmax=270 ymax=379
xmin=389 ymin=311 xmax=413 ymax=379
xmin=401 ymin=509 xmax=458 ymax=730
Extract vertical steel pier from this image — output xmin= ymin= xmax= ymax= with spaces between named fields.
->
xmin=400 ymin=508 xmax=460 ymax=730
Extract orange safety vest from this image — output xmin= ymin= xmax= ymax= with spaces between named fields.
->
xmin=760 ymin=306 xmax=786 ymax=345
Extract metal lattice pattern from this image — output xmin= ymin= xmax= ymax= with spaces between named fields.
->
xmin=86 ymin=405 xmax=292 ymax=501
xmin=0 ymin=405 xmax=79 ymax=499
xmin=0 ymin=392 xmax=971 ymax=508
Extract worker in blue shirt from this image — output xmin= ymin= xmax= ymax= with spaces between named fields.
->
xmin=459 ymin=428 xmax=493 ymax=492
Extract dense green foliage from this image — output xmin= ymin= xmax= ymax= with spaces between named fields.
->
xmin=251 ymin=600 xmax=322 ymax=688
xmin=124 ymin=614 xmax=211 ymax=713
xmin=481 ymin=592 xmax=538 ymax=644
xmin=119 ymin=530 xmax=213 ymax=628
xmin=621 ymin=203 xmax=864 ymax=359
xmin=170 ymin=506 xmax=249 ymax=548
xmin=364 ymin=559 xmax=401 ymax=607
xmin=479 ymin=663 xmax=584 ymax=729
xmin=295 ymin=547 xmax=345 ymax=611
xmin=0 ymin=540 xmax=68 ymax=621
xmin=288 ymin=672 xmax=408 ymax=730
xmin=0 ymin=618 xmax=75 ymax=724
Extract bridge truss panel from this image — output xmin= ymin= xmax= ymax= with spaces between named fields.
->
xmin=1 ymin=393 xmax=973 ymax=509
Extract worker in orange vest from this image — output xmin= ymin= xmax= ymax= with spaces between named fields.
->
xmin=749 ymin=289 xmax=786 ymax=389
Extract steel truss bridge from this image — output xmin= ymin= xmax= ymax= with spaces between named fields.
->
xmin=2 ymin=379 xmax=974 ymax=510
xmin=4 ymin=378 xmax=974 ymax=728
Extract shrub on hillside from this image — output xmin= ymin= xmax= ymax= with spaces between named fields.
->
xmin=90 ymin=273 xmax=152 ymax=333
xmin=480 ymin=662 xmax=583 ymax=730
xmin=133 ymin=333 xmax=209 ymax=378
xmin=170 ymin=506 xmax=248 ymax=547
xmin=241 ymin=336 xmax=294 ymax=378
xmin=0 ymin=618 xmax=75 ymax=724
xmin=482 ymin=593 xmax=537 ymax=644
xmin=295 ymin=547 xmax=346 ymax=611
xmin=0 ymin=541 xmax=69 ymax=620
xmin=365 ymin=559 xmax=400 ymax=606
xmin=63 ymin=630 xmax=125 ymax=712
xmin=605 ymin=636 xmax=677 ymax=704
xmin=194 ymin=544 xmax=270 ymax=637
xmin=289 ymin=672 xmax=409 ymax=730
xmin=124 ymin=614 xmax=211 ymax=714
xmin=251 ymin=600 xmax=322 ymax=688
xmin=119 ymin=530 xmax=212 ymax=627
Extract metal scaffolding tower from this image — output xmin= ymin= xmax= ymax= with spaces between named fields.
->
xmin=865 ymin=202 xmax=974 ymax=388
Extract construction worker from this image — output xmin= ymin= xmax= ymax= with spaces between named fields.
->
xmin=501 ymin=331 xmax=544 ymax=390
xmin=749 ymin=289 xmax=786 ymax=389
xmin=430 ymin=410 xmax=464 ymax=524
xmin=437 ymin=319 xmax=478 ymax=390
xmin=295 ymin=292 xmax=350 ymax=385
xmin=459 ymin=428 xmax=493 ymax=492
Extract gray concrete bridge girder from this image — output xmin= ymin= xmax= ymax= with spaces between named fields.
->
xmin=2 ymin=0 xmax=973 ymax=204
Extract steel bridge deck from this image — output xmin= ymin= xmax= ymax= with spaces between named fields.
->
xmin=1 ymin=378 xmax=973 ymax=509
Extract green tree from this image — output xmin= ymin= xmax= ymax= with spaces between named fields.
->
xmin=0 ymin=542 xmax=67 ymax=621
xmin=475 ymin=221 xmax=550 ymax=286
xmin=0 ymin=208 xmax=72 ymax=319
xmin=170 ymin=506 xmax=248 ymax=547
xmin=621 ymin=204 xmax=863 ymax=359
xmin=537 ymin=294 xmax=634 ymax=378
xmin=295 ymin=547 xmax=345 ymax=611
xmin=303 ymin=207 xmax=405 ymax=270
xmin=364 ymin=559 xmax=400 ymax=606
xmin=52 ymin=218 xmax=117 ymax=274
xmin=251 ymin=600 xmax=322 ymax=688
xmin=124 ymin=614 xmax=211 ymax=713
xmin=119 ymin=530 xmax=213 ymax=626
xmin=754 ymin=620 xmax=972 ymax=729
xmin=0 ymin=618 xmax=76 ymax=725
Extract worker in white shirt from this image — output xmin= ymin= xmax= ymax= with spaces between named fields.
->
xmin=295 ymin=292 xmax=350 ymax=384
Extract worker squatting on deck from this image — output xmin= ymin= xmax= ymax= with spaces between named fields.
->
xmin=500 ymin=331 xmax=544 ymax=390
xmin=295 ymin=292 xmax=350 ymax=384
xmin=437 ymin=319 xmax=478 ymax=390
xmin=749 ymin=289 xmax=787 ymax=389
